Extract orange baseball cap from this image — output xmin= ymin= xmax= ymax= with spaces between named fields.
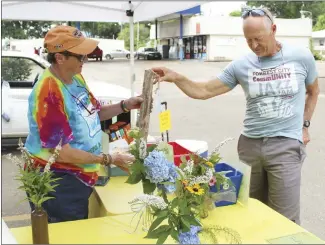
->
xmin=44 ymin=25 xmax=99 ymax=55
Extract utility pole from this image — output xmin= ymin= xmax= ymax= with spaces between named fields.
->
xmin=137 ymin=22 xmax=140 ymax=50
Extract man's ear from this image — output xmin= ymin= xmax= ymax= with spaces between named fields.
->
xmin=272 ymin=24 xmax=277 ymax=34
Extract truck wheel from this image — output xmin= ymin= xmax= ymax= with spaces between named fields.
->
xmin=100 ymin=56 xmax=103 ymax=61
xmin=105 ymin=54 xmax=112 ymax=60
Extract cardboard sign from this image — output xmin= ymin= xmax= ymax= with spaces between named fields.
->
xmin=159 ymin=110 xmax=171 ymax=132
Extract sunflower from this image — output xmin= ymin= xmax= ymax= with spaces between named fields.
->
xmin=204 ymin=161 xmax=214 ymax=168
xmin=186 ymin=184 xmax=205 ymax=196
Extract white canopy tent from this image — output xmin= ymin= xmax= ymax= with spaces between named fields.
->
xmin=2 ymin=0 xmax=202 ymax=126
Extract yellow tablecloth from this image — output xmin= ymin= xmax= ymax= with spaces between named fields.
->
xmin=91 ymin=176 xmax=143 ymax=216
xmin=10 ymin=176 xmax=325 ymax=244
xmin=11 ymin=198 xmax=325 ymax=244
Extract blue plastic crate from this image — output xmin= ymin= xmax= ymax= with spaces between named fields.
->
xmin=209 ymin=163 xmax=243 ymax=207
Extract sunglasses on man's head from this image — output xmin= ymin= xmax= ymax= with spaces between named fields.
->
xmin=242 ymin=9 xmax=273 ymax=24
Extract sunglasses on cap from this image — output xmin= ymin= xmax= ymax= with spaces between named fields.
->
xmin=242 ymin=8 xmax=273 ymax=24
xmin=61 ymin=51 xmax=87 ymax=62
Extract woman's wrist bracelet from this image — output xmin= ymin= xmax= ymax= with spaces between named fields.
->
xmin=101 ymin=153 xmax=112 ymax=166
xmin=120 ymin=100 xmax=130 ymax=113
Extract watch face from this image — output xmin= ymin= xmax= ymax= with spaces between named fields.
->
xmin=304 ymin=120 xmax=310 ymax=127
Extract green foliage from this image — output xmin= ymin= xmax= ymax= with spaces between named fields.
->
xmin=313 ymin=14 xmax=325 ymax=31
xmin=5 ymin=139 xmax=62 ymax=210
xmin=229 ymin=10 xmax=242 ymax=17
xmin=126 ymin=129 xmax=241 ymax=244
xmin=16 ymin=165 xmax=61 ymax=209
xmin=118 ymin=23 xmax=150 ymax=50
xmin=1 ymin=58 xmax=32 ymax=81
xmin=246 ymin=1 xmax=325 ymax=26
xmin=77 ymin=22 xmax=121 ymax=39
xmin=309 ymin=38 xmax=324 ymax=61
xmin=1 ymin=21 xmax=52 ymax=39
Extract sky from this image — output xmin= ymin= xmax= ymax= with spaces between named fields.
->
xmin=201 ymin=1 xmax=246 ymax=16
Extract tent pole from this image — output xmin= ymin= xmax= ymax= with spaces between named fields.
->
xmin=127 ymin=1 xmax=136 ymax=128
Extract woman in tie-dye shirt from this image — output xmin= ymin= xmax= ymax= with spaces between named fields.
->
xmin=25 ymin=25 xmax=143 ymax=223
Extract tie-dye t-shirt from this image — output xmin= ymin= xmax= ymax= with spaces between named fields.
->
xmin=25 ymin=68 xmax=103 ymax=186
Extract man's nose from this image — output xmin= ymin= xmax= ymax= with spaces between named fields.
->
xmin=252 ymin=41 xmax=259 ymax=49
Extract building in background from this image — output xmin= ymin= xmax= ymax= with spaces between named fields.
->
xmin=151 ymin=8 xmax=313 ymax=61
xmin=312 ymin=30 xmax=325 ymax=57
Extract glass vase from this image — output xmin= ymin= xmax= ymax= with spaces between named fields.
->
xmin=31 ymin=207 xmax=49 ymax=244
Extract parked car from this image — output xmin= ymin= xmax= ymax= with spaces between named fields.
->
xmin=105 ymin=49 xmax=135 ymax=60
xmin=1 ymin=51 xmax=140 ymax=147
xmin=136 ymin=47 xmax=162 ymax=60
xmin=87 ymin=46 xmax=103 ymax=61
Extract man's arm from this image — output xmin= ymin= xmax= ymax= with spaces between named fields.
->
xmin=152 ymin=62 xmax=238 ymax=100
xmin=301 ymin=47 xmax=319 ymax=145
xmin=173 ymin=74 xmax=233 ymax=100
xmin=304 ymin=78 xmax=320 ymax=122
xmin=303 ymin=47 xmax=320 ymax=123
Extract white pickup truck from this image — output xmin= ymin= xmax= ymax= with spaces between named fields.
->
xmin=1 ymin=50 xmax=137 ymax=147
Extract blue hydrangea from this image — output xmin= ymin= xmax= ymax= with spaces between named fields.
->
xmin=157 ymin=176 xmax=176 ymax=193
xmin=144 ymin=150 xmax=173 ymax=184
xmin=179 ymin=225 xmax=202 ymax=244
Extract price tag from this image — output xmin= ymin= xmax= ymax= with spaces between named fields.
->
xmin=159 ymin=110 xmax=171 ymax=133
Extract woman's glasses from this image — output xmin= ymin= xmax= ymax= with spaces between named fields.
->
xmin=61 ymin=51 xmax=87 ymax=62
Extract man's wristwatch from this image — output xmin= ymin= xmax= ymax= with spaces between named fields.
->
xmin=101 ymin=153 xmax=112 ymax=166
xmin=303 ymin=120 xmax=310 ymax=128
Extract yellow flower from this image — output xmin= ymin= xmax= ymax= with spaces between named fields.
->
xmin=186 ymin=184 xmax=205 ymax=196
xmin=182 ymin=180 xmax=189 ymax=186
xmin=204 ymin=161 xmax=214 ymax=168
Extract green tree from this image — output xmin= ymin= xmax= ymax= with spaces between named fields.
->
xmin=246 ymin=1 xmax=325 ymax=26
xmin=313 ymin=14 xmax=325 ymax=31
xmin=1 ymin=58 xmax=32 ymax=81
xmin=229 ymin=10 xmax=242 ymax=17
xmin=1 ymin=21 xmax=52 ymax=39
xmin=117 ymin=23 xmax=150 ymax=50
xmin=309 ymin=38 xmax=324 ymax=60
xmin=76 ymin=22 xmax=121 ymax=39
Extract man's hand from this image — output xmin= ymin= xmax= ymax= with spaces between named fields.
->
xmin=111 ymin=152 xmax=135 ymax=173
xmin=303 ymin=128 xmax=310 ymax=145
xmin=125 ymin=96 xmax=144 ymax=110
xmin=151 ymin=67 xmax=180 ymax=83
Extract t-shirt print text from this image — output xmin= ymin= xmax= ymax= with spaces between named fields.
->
xmin=247 ymin=64 xmax=298 ymax=119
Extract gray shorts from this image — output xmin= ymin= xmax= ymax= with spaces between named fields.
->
xmin=237 ymin=134 xmax=307 ymax=225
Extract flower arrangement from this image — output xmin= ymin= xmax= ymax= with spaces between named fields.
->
xmin=126 ymin=128 xmax=241 ymax=244
xmin=5 ymin=139 xmax=62 ymax=210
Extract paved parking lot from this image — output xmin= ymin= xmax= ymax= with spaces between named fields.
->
xmin=2 ymin=58 xmax=325 ymax=239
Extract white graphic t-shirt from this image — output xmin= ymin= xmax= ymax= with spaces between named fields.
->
xmin=217 ymin=43 xmax=318 ymax=142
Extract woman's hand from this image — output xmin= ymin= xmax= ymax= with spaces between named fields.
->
xmin=111 ymin=152 xmax=135 ymax=173
xmin=124 ymin=96 xmax=144 ymax=110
